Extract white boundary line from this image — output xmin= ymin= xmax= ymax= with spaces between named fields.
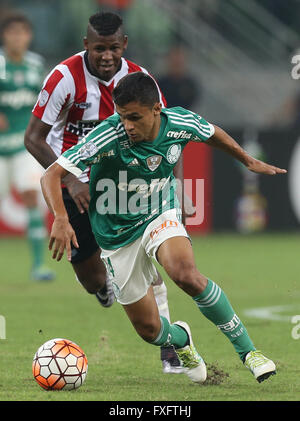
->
xmin=243 ymin=304 xmax=300 ymax=322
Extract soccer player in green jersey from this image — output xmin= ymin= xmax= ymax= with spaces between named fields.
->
xmin=0 ymin=14 xmax=54 ymax=281
xmin=41 ymin=72 xmax=287 ymax=383
xmin=25 ymin=12 xmax=185 ymax=373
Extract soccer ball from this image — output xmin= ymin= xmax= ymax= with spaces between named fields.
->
xmin=32 ymin=338 xmax=88 ymax=391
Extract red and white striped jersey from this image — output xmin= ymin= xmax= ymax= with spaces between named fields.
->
xmin=32 ymin=51 xmax=166 ymax=182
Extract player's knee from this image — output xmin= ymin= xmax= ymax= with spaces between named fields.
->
xmin=171 ymin=261 xmax=197 ymax=290
xmin=76 ymin=272 xmax=106 ymax=294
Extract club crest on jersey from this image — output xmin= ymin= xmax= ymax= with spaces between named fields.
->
xmin=147 ymin=155 xmax=162 ymax=172
xmin=80 ymin=141 xmax=99 ymax=158
xmin=166 ymin=144 xmax=181 ymax=164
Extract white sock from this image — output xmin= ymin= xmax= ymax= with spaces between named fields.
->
xmin=153 ymin=282 xmax=171 ymax=322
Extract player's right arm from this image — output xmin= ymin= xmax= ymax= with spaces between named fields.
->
xmin=25 ymin=115 xmax=57 ymax=167
xmin=25 ymin=114 xmax=90 ymax=213
xmin=41 ymin=120 xmax=115 ymax=261
xmin=24 ymin=67 xmax=90 ymax=213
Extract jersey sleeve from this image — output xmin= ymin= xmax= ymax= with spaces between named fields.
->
xmin=166 ymin=107 xmax=215 ymax=142
xmin=32 ymin=65 xmax=74 ymax=126
xmin=56 ymin=121 xmax=116 ymax=177
xmin=189 ymin=113 xmax=215 ymax=142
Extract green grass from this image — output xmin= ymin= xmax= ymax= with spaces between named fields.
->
xmin=0 ymin=233 xmax=300 ymax=401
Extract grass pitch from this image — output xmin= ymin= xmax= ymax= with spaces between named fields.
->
xmin=0 ymin=233 xmax=299 ymax=402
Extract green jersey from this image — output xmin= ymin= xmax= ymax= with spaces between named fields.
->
xmin=0 ymin=49 xmax=45 ymax=156
xmin=57 ymin=106 xmax=215 ymax=250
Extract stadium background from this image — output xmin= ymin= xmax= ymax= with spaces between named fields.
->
xmin=1 ymin=0 xmax=300 ymax=402
xmin=0 ymin=0 xmax=300 ymax=235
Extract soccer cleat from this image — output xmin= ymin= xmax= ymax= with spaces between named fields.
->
xmin=161 ymin=345 xmax=185 ymax=374
xmin=95 ymin=276 xmax=115 ymax=308
xmin=173 ymin=321 xmax=207 ymax=384
xmin=244 ymin=350 xmax=276 ymax=383
xmin=31 ymin=266 xmax=55 ymax=282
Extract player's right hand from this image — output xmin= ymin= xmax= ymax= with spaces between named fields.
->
xmin=49 ymin=216 xmax=79 ymax=262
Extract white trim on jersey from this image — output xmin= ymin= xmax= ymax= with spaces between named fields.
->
xmin=165 ymin=110 xmax=215 ymax=139
xmin=56 ymin=155 xmax=83 ymax=178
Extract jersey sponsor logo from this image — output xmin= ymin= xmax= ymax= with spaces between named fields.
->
xmin=166 ymin=144 xmax=181 ymax=164
xmin=66 ymin=120 xmax=100 ymax=137
xmin=79 ymin=141 xmax=99 ymax=159
xmin=101 ymin=149 xmax=115 ymax=158
xmin=74 ymin=102 xmax=91 ymax=109
xmin=38 ymin=89 xmax=49 ymax=107
xmin=147 ymin=155 xmax=162 ymax=171
xmin=95 ymin=172 xmax=173 ymax=216
xmin=150 ymin=220 xmax=179 ymax=240
xmin=90 ymin=149 xmax=115 ymax=164
xmin=167 ymin=130 xmax=192 ymax=140
xmin=117 ymin=176 xmax=170 ymax=199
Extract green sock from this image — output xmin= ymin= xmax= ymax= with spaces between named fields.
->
xmin=193 ymin=279 xmax=255 ymax=361
xmin=151 ymin=316 xmax=189 ymax=349
xmin=27 ymin=207 xmax=47 ymax=269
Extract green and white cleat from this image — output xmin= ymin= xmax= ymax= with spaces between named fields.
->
xmin=244 ymin=350 xmax=276 ymax=383
xmin=174 ymin=321 xmax=207 ymax=384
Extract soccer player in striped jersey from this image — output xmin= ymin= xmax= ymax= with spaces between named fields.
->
xmin=0 ymin=14 xmax=54 ymax=281
xmin=41 ymin=72 xmax=286 ymax=384
xmin=25 ymin=12 xmax=182 ymax=373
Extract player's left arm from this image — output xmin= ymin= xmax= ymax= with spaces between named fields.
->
xmin=207 ymin=125 xmax=287 ymax=175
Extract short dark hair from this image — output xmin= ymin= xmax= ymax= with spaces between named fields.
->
xmin=113 ymin=72 xmax=160 ymax=108
xmin=1 ymin=13 xmax=32 ymax=35
xmin=89 ymin=12 xmax=123 ymax=36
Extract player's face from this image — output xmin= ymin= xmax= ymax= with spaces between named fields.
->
xmin=2 ymin=23 xmax=32 ymax=57
xmin=84 ymin=29 xmax=128 ymax=82
xmin=116 ymin=101 xmax=162 ymax=143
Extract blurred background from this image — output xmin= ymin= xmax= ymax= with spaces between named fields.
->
xmin=0 ymin=0 xmax=300 ymax=235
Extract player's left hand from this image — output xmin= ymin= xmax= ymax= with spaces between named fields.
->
xmin=245 ymin=158 xmax=287 ymax=175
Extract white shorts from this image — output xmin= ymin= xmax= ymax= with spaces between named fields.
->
xmin=101 ymin=209 xmax=189 ymax=305
xmin=0 ymin=150 xmax=44 ymax=198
